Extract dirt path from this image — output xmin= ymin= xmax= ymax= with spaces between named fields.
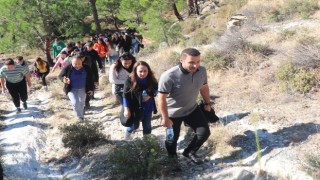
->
xmin=0 ymin=92 xmax=65 ymax=179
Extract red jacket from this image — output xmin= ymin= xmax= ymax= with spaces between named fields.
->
xmin=93 ymin=43 xmax=108 ymax=58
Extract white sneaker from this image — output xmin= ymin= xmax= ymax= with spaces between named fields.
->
xmin=124 ymin=129 xmax=131 ymax=140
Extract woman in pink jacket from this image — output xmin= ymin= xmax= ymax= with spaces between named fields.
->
xmin=51 ymin=51 xmax=70 ymax=72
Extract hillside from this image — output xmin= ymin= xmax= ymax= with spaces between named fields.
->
xmin=0 ymin=0 xmax=320 ymax=179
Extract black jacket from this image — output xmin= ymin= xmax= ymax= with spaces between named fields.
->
xmin=123 ymin=77 xmax=158 ymax=114
xmin=58 ymin=64 xmax=95 ymax=95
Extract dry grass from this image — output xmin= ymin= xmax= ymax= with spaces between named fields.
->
xmin=143 ymin=46 xmax=184 ymax=78
xmin=206 ymin=124 xmax=237 ymax=157
xmin=300 ymin=134 xmax=320 ymax=179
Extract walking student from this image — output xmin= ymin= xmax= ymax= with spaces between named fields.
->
xmin=58 ymin=55 xmax=94 ymax=120
xmin=0 ymin=58 xmax=32 ymax=113
xmin=34 ymin=57 xmax=50 ymax=90
xmin=109 ymin=53 xmax=136 ymax=105
xmin=158 ymin=48 xmax=211 ymax=166
xmin=123 ymin=61 xmax=158 ymax=139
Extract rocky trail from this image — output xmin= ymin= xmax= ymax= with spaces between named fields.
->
xmin=1 ymin=76 xmax=319 ymax=179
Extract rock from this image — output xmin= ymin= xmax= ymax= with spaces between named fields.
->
xmin=202 ymin=6 xmax=212 ymax=14
xmin=236 ymin=169 xmax=255 ymax=180
xmin=194 ymin=166 xmax=204 ymax=171
xmin=197 ymin=15 xmax=207 ymax=20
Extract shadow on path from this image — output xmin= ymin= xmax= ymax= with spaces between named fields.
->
xmin=215 ymin=122 xmax=320 ymax=165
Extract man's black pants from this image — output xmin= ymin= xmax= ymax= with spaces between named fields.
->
xmin=6 ymin=78 xmax=28 ymax=108
xmin=165 ymin=106 xmax=211 ymax=157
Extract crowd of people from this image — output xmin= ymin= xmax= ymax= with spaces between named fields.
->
xmin=0 ymin=29 xmax=213 ymax=170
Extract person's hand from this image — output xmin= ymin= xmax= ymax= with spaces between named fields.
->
xmin=27 ymin=81 xmax=32 ymax=88
xmin=51 ymin=68 xmax=55 ymax=73
xmin=87 ymin=91 xmax=93 ymax=96
xmin=94 ymin=82 xmax=99 ymax=87
xmin=124 ymin=107 xmax=131 ymax=118
xmin=161 ymin=117 xmax=173 ymax=128
xmin=1 ymin=87 xmax=6 ymax=95
xmin=63 ymin=76 xmax=70 ymax=84
xmin=204 ymin=104 xmax=211 ymax=112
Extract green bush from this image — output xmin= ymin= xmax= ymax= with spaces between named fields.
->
xmin=292 ymin=69 xmax=316 ymax=93
xmin=304 ymin=154 xmax=320 ymax=179
xmin=107 ymin=135 xmax=168 ymax=179
xmin=60 ymin=121 xmax=107 ymax=156
xmin=138 ymin=44 xmax=157 ymax=57
xmin=202 ymin=50 xmax=233 ymax=70
xmin=282 ymin=0 xmax=319 ymax=19
xmin=276 ymin=61 xmax=316 ymax=93
xmin=245 ymin=43 xmax=274 ymax=57
xmin=267 ymin=0 xmax=318 ymax=21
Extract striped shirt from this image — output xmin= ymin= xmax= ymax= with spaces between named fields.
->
xmin=0 ymin=64 xmax=29 ymax=83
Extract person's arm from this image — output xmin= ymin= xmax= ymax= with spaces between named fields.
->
xmin=0 ymin=78 xmax=5 ymax=93
xmin=91 ymin=57 xmax=99 ymax=86
xmin=85 ymin=66 xmax=94 ymax=95
xmin=123 ymin=77 xmax=131 ymax=118
xmin=200 ymin=84 xmax=211 ymax=111
xmin=158 ymin=92 xmax=173 ymax=128
xmin=108 ymin=65 xmax=116 ymax=84
xmin=25 ymin=73 xmax=32 ymax=87
xmin=58 ymin=66 xmax=68 ymax=82
xmin=52 ymin=58 xmax=61 ymax=72
xmin=95 ymin=52 xmax=103 ymax=69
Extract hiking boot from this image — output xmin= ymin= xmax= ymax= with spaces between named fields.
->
xmin=16 ymin=108 xmax=22 ymax=114
xmin=182 ymin=151 xmax=203 ymax=164
xmin=23 ymin=102 xmax=27 ymax=109
xmin=84 ymin=103 xmax=91 ymax=110
xmin=168 ymin=155 xmax=182 ymax=172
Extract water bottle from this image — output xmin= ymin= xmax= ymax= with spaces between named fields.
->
xmin=166 ymin=127 xmax=174 ymax=141
xmin=142 ymin=90 xmax=148 ymax=102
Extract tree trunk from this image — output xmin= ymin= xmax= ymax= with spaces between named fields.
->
xmin=172 ymin=3 xmax=183 ymax=21
xmin=44 ymin=36 xmax=53 ymax=66
xmin=195 ymin=0 xmax=200 ymax=15
xmin=89 ymin=0 xmax=101 ymax=34
xmin=112 ymin=14 xmax=119 ymax=30
xmin=187 ymin=0 xmax=195 ymax=15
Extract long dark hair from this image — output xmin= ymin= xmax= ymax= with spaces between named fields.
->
xmin=114 ymin=52 xmax=136 ymax=73
xmin=129 ymin=61 xmax=157 ymax=92
xmin=98 ymin=37 xmax=107 ymax=48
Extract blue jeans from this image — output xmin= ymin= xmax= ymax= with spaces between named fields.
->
xmin=67 ymin=88 xmax=86 ymax=118
xmin=127 ymin=112 xmax=152 ymax=135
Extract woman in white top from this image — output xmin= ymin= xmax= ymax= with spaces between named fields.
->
xmin=106 ymin=39 xmax=119 ymax=65
xmin=108 ymin=53 xmax=136 ymax=104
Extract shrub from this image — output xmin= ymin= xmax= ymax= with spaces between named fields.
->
xmin=202 ymin=50 xmax=233 ymax=70
xmin=107 ymin=135 xmax=168 ymax=179
xmin=304 ymin=155 xmax=320 ymax=179
xmin=292 ymin=39 xmax=320 ymax=69
xmin=60 ymin=121 xmax=107 ymax=156
xmin=138 ymin=44 xmax=157 ymax=57
xmin=276 ymin=61 xmax=316 ymax=93
xmin=292 ymin=69 xmax=316 ymax=93
xmin=245 ymin=43 xmax=274 ymax=57
xmin=266 ymin=0 xmax=318 ymax=21
xmin=282 ymin=0 xmax=319 ymax=19
xmin=182 ymin=19 xmax=202 ymax=34
xmin=278 ymin=29 xmax=297 ymax=41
